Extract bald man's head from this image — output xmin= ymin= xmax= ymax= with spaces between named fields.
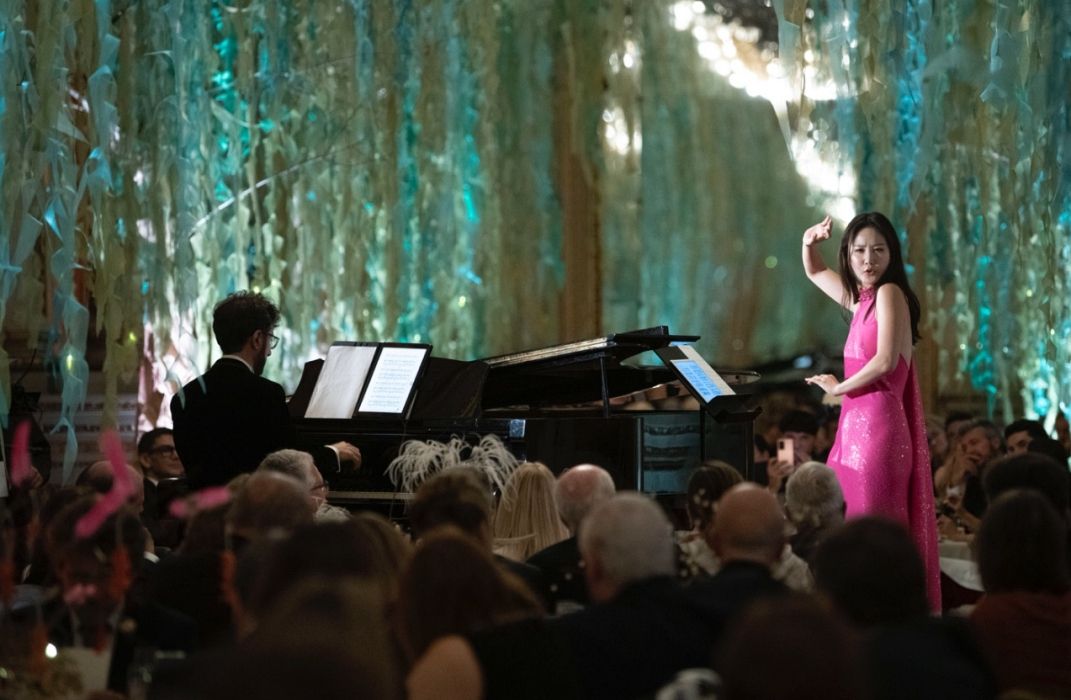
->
xmin=555 ymin=464 xmax=616 ymax=533
xmin=709 ymin=483 xmax=786 ymax=567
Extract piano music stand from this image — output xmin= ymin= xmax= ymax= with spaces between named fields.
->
xmin=655 ymin=345 xmax=762 ymax=474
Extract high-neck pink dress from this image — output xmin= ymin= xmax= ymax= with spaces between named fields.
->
xmin=826 ymin=286 xmax=941 ymax=609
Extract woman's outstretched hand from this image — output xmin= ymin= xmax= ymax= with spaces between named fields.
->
xmin=805 ymin=373 xmax=839 ymax=395
xmin=803 ymin=215 xmax=833 ymax=247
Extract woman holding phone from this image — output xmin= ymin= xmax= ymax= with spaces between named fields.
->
xmin=800 ymin=211 xmax=939 ymax=609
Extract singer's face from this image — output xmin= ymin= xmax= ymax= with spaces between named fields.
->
xmin=849 ymin=227 xmax=889 ymax=289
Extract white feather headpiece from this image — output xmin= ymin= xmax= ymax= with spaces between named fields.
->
xmin=385 ymin=433 xmax=519 ymax=495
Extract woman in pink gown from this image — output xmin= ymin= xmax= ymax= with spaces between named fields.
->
xmin=800 ymin=212 xmax=940 ymax=610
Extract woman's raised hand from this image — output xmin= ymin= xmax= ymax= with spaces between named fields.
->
xmin=803 ymin=215 xmax=833 ymax=246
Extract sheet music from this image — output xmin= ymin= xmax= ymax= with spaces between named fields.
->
xmin=305 ymin=345 xmax=376 ymax=418
xmin=670 ymin=345 xmax=735 ymax=402
xmin=671 ymin=360 xmax=723 ymax=402
xmin=357 ymin=347 xmax=427 ymax=414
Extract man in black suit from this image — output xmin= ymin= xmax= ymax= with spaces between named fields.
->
xmin=171 ymin=291 xmax=361 ymax=489
xmin=137 ymin=428 xmax=187 ymax=548
xmin=408 ymin=493 xmax=728 ymax=700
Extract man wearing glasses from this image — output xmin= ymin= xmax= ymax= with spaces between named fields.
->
xmin=171 ymin=291 xmax=361 ymax=490
xmin=137 ymin=427 xmax=186 ymax=546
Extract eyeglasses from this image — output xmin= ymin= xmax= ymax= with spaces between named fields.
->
xmin=267 ymin=332 xmax=280 ymax=349
xmin=150 ymin=445 xmax=178 ymax=457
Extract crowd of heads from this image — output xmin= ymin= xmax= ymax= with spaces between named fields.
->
xmin=2 ymin=395 xmax=1069 ymax=699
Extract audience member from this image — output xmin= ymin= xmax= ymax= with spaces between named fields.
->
xmin=408 ymin=468 xmax=546 ymax=605
xmin=137 ymin=428 xmax=188 ymax=548
xmin=244 ymin=516 xmax=410 ymax=637
xmin=225 ymin=471 xmax=315 ymax=551
xmin=28 ymin=498 xmax=195 ymax=694
xmin=1003 ymin=418 xmax=1048 ymax=456
xmin=526 ymin=463 xmax=616 ymax=612
xmin=1056 ymin=411 xmax=1071 ymax=454
xmin=982 ymin=451 xmax=1071 ymax=515
xmin=934 ymin=418 xmax=1002 ymax=534
xmin=971 ymin=490 xmax=1071 ymax=697
xmin=683 ymin=478 xmax=813 ymax=592
xmin=689 ymin=484 xmax=791 ymax=612
xmin=1027 ymin=435 xmax=1071 ymax=467
xmin=545 ymin=493 xmax=729 ymax=698
xmin=397 ymin=526 xmax=541 ymax=663
xmin=158 ymin=579 xmax=402 ymax=700
xmin=715 ymin=596 xmax=863 ymax=700
xmin=766 ymin=410 xmax=819 ymax=493
xmin=784 ymin=461 xmax=845 ymax=565
xmin=151 ymin=471 xmax=312 ymax=648
xmin=493 ymin=461 xmax=568 ymax=561
xmin=257 ymin=448 xmax=351 ymax=522
xmin=677 ymin=462 xmax=741 ymax=576
xmin=813 ymin=518 xmax=996 ymax=699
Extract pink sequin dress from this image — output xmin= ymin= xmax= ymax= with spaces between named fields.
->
xmin=826 ymin=286 xmax=941 ymax=609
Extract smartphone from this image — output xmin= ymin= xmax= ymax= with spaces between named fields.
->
xmin=777 ymin=438 xmax=795 ymax=466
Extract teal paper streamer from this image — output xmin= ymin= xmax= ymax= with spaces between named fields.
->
xmin=2 ymin=0 xmax=1070 ymax=464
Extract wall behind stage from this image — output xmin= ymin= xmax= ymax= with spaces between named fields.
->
xmin=0 ymin=0 xmax=1068 ymax=476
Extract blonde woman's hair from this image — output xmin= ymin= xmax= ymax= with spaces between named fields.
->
xmin=493 ymin=462 xmax=569 ymax=561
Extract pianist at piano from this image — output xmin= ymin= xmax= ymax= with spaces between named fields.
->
xmin=171 ymin=291 xmax=362 ymax=489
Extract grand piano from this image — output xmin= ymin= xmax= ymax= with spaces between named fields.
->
xmin=290 ymin=327 xmax=759 ymax=509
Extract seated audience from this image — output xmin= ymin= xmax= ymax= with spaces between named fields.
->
xmin=784 ymin=461 xmax=845 ymax=565
xmin=397 ymin=526 xmax=541 ymax=664
xmin=715 ymin=596 xmax=864 ymax=700
xmin=813 ymin=518 xmax=996 ymax=699
xmin=493 ymin=461 xmax=568 ymax=561
xmin=137 ymin=428 xmax=188 ymax=548
xmin=526 ymin=463 xmax=616 ymax=612
xmin=934 ymin=418 xmax=1003 ymax=534
xmin=20 ymin=497 xmax=195 ymax=694
xmin=156 ymin=579 xmax=402 ymax=700
xmin=971 ymin=490 xmax=1071 ymax=697
xmin=1027 ymin=435 xmax=1071 ymax=466
xmin=766 ymin=410 xmax=819 ymax=493
xmin=241 ymin=516 xmax=411 ymax=638
xmin=224 ymin=470 xmax=316 ymax=550
xmin=408 ymin=468 xmax=546 ymax=605
xmin=677 ymin=461 xmax=742 ymax=576
xmin=257 ymin=448 xmax=350 ymax=522
xmin=1002 ymin=418 xmax=1048 ymax=456
xmin=151 ymin=471 xmax=312 ymax=648
xmin=409 ymin=493 xmax=730 ymax=700
xmin=982 ymin=451 xmax=1071 ymax=515
xmin=688 ymin=484 xmax=790 ymax=618
xmin=682 ymin=473 xmax=813 ymax=592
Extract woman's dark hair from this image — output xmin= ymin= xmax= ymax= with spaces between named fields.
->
xmin=395 ymin=526 xmax=540 ymax=662
xmin=212 ymin=291 xmax=280 ymax=353
xmin=975 ymin=490 xmax=1069 ymax=594
xmin=686 ymin=462 xmax=743 ymax=530
xmin=812 ymin=517 xmax=928 ymax=627
xmin=837 ymin=212 xmax=922 ymax=344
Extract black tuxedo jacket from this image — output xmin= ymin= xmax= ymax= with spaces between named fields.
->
xmin=526 ymin=536 xmax=588 ymax=609
xmin=171 ymin=358 xmax=336 ymax=489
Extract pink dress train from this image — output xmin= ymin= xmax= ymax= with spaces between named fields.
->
xmin=826 ymin=286 xmax=941 ymax=610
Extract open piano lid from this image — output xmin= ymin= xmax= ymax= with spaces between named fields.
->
xmin=479 ymin=326 xmax=699 ymax=410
